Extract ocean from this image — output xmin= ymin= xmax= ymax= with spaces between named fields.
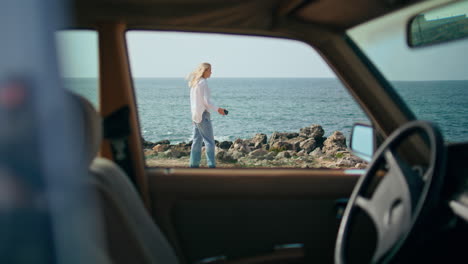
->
xmin=65 ymin=78 xmax=468 ymax=144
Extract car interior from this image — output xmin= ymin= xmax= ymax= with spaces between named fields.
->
xmin=1 ymin=0 xmax=467 ymax=263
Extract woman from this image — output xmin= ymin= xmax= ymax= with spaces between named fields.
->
xmin=187 ymin=63 xmax=226 ymax=168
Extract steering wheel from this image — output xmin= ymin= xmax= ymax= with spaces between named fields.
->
xmin=335 ymin=121 xmax=446 ymax=264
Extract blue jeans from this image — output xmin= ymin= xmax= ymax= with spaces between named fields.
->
xmin=190 ymin=111 xmax=216 ymax=168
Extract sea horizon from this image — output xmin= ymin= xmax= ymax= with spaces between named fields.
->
xmin=64 ymin=77 xmax=468 ymax=144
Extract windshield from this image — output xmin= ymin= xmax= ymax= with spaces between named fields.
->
xmin=347 ymin=3 xmax=468 ymax=143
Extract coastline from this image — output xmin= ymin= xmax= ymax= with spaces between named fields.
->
xmin=143 ymin=124 xmax=368 ymax=169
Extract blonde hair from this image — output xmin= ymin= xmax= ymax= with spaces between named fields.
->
xmin=187 ymin=62 xmax=211 ymax=88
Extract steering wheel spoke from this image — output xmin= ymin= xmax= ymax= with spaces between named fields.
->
xmin=355 ymin=165 xmax=413 ymax=262
xmin=335 ymin=121 xmax=445 ymax=264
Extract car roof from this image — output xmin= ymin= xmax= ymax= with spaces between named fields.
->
xmin=71 ymin=0 xmax=422 ymax=33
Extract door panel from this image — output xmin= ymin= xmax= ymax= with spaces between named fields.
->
xmin=148 ymin=169 xmax=360 ymax=264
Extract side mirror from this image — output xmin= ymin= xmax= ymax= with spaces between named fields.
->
xmin=350 ymin=123 xmax=374 ymax=162
xmin=408 ymin=0 xmax=468 ymax=47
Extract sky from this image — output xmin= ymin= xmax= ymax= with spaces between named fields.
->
xmin=56 ymin=2 xmax=468 ymax=82
xmin=56 ymin=31 xmax=335 ymax=78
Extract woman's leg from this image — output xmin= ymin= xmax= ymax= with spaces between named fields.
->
xmin=189 ymin=124 xmax=202 ymax=168
xmin=196 ymin=112 xmax=216 ymax=168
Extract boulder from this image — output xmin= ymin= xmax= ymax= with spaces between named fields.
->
xmin=310 ymin=148 xmax=324 ymax=157
xmin=164 ymin=149 xmax=183 ymax=158
xmin=252 ymin=133 xmax=268 ymax=145
xmin=322 ymin=131 xmax=347 ymax=155
xmin=276 ymin=151 xmax=291 ymax=159
xmin=270 ymin=141 xmax=294 ymax=152
xmin=299 ymin=138 xmax=318 ymax=153
xmin=249 ymin=149 xmax=269 ymax=159
xmin=299 ymin=124 xmax=324 ymax=139
xmin=296 ymin=150 xmax=307 ymax=157
xmin=230 ymin=150 xmax=246 ymax=160
xmin=216 ymin=150 xmax=237 ymax=163
xmin=264 ymin=152 xmax=277 ymax=160
xmin=285 ymin=137 xmax=307 ymax=152
xmin=155 ymin=139 xmax=171 ymax=145
xmin=254 ymin=142 xmax=263 ymax=149
xmin=230 ymin=139 xmax=252 ymax=153
xmin=355 ymin=163 xmax=368 ymax=169
xmin=142 ymin=138 xmax=156 ymax=149
xmin=269 ymin=132 xmax=299 ymax=145
xmin=152 ymin=144 xmax=171 ymax=152
xmin=336 ymin=158 xmax=355 ymax=168
xmin=171 ymin=145 xmax=191 ymax=157
xmin=219 ymin=141 xmax=233 ymax=150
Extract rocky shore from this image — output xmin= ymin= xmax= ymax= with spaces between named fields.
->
xmin=143 ymin=124 xmax=368 ymax=169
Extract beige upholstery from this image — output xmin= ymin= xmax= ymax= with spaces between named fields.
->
xmin=71 ymin=92 xmax=179 ymax=264
xmin=73 ymin=94 xmax=102 ymax=166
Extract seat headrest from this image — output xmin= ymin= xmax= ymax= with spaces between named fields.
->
xmin=69 ymin=92 xmax=102 ymax=165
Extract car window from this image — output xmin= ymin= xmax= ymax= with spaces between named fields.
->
xmin=347 ymin=7 xmax=468 ymax=143
xmin=126 ymin=31 xmax=370 ymax=168
xmin=55 ymin=30 xmax=99 ymax=108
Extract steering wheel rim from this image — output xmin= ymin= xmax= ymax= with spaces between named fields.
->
xmin=335 ymin=121 xmax=446 ymax=264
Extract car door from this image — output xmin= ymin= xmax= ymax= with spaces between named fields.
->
xmin=148 ymin=168 xmax=360 ymax=264
xmin=95 ymin=23 xmax=369 ymax=264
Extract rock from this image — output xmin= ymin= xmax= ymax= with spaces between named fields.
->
xmin=254 ymin=142 xmax=263 ymax=149
xmin=155 ymin=139 xmax=170 ymax=145
xmin=334 ymin=152 xmax=366 ymax=168
xmin=215 ymin=150 xmax=225 ymax=159
xmin=230 ymin=139 xmax=251 ymax=153
xmin=216 ymin=150 xmax=237 ymax=163
xmin=142 ymin=138 xmax=156 ymax=149
xmin=355 ymin=163 xmax=367 ymax=169
xmin=251 ymin=133 xmax=267 ymax=145
xmin=164 ymin=149 xmax=182 ymax=158
xmin=289 ymin=151 xmax=298 ymax=157
xmin=153 ymin=144 xmax=171 ymax=152
xmin=269 ymin=132 xmax=299 ymax=145
xmin=219 ymin=141 xmax=233 ymax=150
xmin=310 ymin=148 xmax=324 ymax=157
xmin=265 ymin=152 xmax=277 ymax=160
xmin=230 ymin=150 xmax=245 ymax=160
xmin=249 ymin=149 xmax=269 ymax=159
xmin=270 ymin=141 xmax=294 ymax=151
xmin=296 ymin=150 xmax=307 ymax=157
xmin=171 ymin=145 xmax=191 ymax=157
xmin=285 ymin=137 xmax=306 ymax=152
xmin=299 ymin=138 xmax=318 ymax=153
xmin=299 ymin=124 xmax=324 ymax=139
xmin=276 ymin=151 xmax=291 ymax=159
xmin=322 ymin=131 xmax=347 ymax=155
xmin=336 ymin=158 xmax=355 ymax=168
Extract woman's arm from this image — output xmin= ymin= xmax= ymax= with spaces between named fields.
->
xmin=200 ymin=79 xmax=220 ymax=112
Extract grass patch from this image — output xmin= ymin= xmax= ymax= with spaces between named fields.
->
xmin=269 ymin=146 xmax=287 ymax=153
xmin=145 ymin=153 xmax=159 ymax=159
xmin=335 ymin=152 xmax=345 ymax=159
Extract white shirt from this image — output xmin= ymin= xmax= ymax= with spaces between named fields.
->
xmin=190 ymin=78 xmax=218 ymax=123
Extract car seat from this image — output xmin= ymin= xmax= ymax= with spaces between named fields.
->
xmin=71 ymin=92 xmax=179 ymax=264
